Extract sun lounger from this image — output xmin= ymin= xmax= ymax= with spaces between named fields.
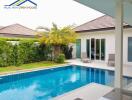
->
xmin=108 ymin=54 xmax=115 ymax=66
xmin=81 ymin=52 xmax=91 ymax=63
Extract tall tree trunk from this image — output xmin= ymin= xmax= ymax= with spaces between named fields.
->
xmin=53 ymin=45 xmax=61 ymax=58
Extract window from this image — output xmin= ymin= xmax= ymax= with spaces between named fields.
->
xmin=87 ymin=39 xmax=90 ymax=58
xmin=91 ymin=38 xmax=95 ymax=60
xmin=96 ymin=39 xmax=100 ymax=60
xmin=101 ymin=39 xmax=105 ymax=60
xmin=128 ymin=37 xmax=132 ymax=62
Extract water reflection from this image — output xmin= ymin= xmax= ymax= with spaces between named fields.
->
xmin=0 ymin=66 xmax=132 ymax=100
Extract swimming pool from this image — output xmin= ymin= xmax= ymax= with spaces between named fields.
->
xmin=0 ymin=65 xmax=132 ymax=100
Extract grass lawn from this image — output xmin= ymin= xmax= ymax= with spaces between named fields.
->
xmin=0 ymin=61 xmax=66 ymax=74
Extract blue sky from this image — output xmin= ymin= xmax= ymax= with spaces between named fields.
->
xmin=0 ymin=0 xmax=103 ymax=29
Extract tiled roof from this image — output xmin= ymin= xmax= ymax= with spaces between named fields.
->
xmin=0 ymin=26 xmax=4 ymax=29
xmin=0 ymin=24 xmax=37 ymax=36
xmin=74 ymin=15 xmax=130 ymax=32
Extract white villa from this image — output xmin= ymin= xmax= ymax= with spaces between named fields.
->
xmin=72 ymin=15 xmax=132 ymax=66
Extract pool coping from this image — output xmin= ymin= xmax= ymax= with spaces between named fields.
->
xmin=0 ymin=63 xmax=132 ymax=78
xmin=0 ymin=64 xmax=70 ymax=77
xmin=53 ymin=83 xmax=113 ymax=100
xmin=72 ymin=63 xmax=115 ymax=71
xmin=71 ymin=63 xmax=132 ymax=78
xmin=0 ymin=63 xmax=111 ymax=77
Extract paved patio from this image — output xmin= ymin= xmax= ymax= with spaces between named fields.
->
xmin=54 ymin=83 xmax=113 ymax=100
xmin=67 ymin=59 xmax=132 ymax=77
xmin=100 ymin=88 xmax=132 ymax=100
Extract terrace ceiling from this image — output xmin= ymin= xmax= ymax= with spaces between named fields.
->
xmin=75 ymin=0 xmax=132 ymax=26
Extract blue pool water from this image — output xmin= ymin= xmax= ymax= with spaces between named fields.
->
xmin=0 ymin=65 xmax=132 ymax=100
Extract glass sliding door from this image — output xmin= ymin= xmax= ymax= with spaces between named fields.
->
xmin=101 ymin=39 xmax=105 ymax=60
xmin=87 ymin=39 xmax=90 ymax=58
xmin=91 ymin=38 xmax=95 ymax=60
xmin=96 ymin=39 xmax=100 ymax=60
xmin=128 ymin=37 xmax=132 ymax=62
xmin=124 ymin=37 xmax=132 ymax=92
xmin=89 ymin=38 xmax=105 ymax=60
xmin=76 ymin=39 xmax=81 ymax=58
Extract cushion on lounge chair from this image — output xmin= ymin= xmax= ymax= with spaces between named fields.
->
xmin=81 ymin=52 xmax=91 ymax=63
xmin=108 ymin=54 xmax=115 ymax=66
xmin=82 ymin=59 xmax=91 ymax=63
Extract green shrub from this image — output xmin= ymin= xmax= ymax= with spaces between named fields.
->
xmin=36 ymin=44 xmax=52 ymax=61
xmin=0 ymin=37 xmax=38 ymax=42
xmin=0 ymin=40 xmax=13 ymax=67
xmin=54 ymin=54 xmax=65 ymax=63
xmin=18 ymin=40 xmax=35 ymax=64
xmin=10 ymin=45 xmax=19 ymax=66
xmin=0 ymin=38 xmax=52 ymax=67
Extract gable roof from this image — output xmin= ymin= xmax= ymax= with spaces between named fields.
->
xmin=0 ymin=26 xmax=4 ymax=29
xmin=74 ymin=15 xmax=132 ymax=33
xmin=0 ymin=24 xmax=37 ymax=37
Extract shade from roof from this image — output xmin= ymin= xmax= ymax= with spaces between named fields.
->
xmin=74 ymin=0 xmax=132 ymax=26
xmin=75 ymin=15 xmax=131 ymax=32
xmin=0 ymin=24 xmax=37 ymax=36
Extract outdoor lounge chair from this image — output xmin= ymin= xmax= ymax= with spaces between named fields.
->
xmin=108 ymin=54 xmax=115 ymax=66
xmin=81 ymin=52 xmax=91 ymax=63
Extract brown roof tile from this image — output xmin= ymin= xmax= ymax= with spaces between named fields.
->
xmin=74 ymin=15 xmax=129 ymax=32
xmin=0 ymin=26 xmax=4 ymax=29
xmin=0 ymin=24 xmax=37 ymax=36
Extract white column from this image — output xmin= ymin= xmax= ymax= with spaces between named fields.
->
xmin=81 ymin=38 xmax=87 ymax=55
xmin=115 ymin=0 xmax=123 ymax=88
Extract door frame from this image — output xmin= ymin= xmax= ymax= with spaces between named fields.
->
xmin=76 ymin=39 xmax=81 ymax=58
xmin=87 ymin=38 xmax=105 ymax=61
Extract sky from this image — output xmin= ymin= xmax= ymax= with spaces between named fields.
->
xmin=0 ymin=0 xmax=104 ymax=29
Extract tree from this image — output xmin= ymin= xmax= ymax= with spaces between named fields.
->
xmin=37 ymin=23 xmax=77 ymax=58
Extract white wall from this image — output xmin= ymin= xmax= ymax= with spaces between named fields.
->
xmin=74 ymin=28 xmax=132 ymax=65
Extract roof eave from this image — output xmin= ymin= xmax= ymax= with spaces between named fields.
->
xmin=75 ymin=25 xmax=132 ymax=33
xmin=74 ymin=0 xmax=132 ymax=26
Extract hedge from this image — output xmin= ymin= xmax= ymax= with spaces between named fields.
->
xmin=0 ymin=37 xmax=38 ymax=42
xmin=0 ymin=39 xmax=52 ymax=67
xmin=0 ymin=39 xmax=13 ymax=67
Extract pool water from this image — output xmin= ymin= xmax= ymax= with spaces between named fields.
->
xmin=0 ymin=66 xmax=132 ymax=100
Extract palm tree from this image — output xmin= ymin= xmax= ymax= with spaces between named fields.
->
xmin=37 ymin=23 xmax=77 ymax=58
